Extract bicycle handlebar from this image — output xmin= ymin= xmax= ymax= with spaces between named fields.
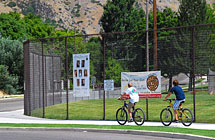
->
xmin=166 ymin=99 xmax=175 ymax=101
xmin=165 ymin=99 xmax=175 ymax=102
xmin=117 ymin=98 xmax=129 ymax=101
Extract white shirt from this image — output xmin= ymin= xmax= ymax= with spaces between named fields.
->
xmin=125 ymin=87 xmax=139 ymax=103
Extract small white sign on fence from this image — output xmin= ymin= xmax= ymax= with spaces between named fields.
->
xmin=104 ymin=79 xmax=114 ymax=91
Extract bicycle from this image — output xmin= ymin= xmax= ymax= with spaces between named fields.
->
xmin=116 ymin=99 xmax=145 ymax=126
xmin=160 ymin=99 xmax=193 ymax=126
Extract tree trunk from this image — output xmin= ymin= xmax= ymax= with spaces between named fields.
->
xmin=168 ymin=76 xmax=172 ymax=91
xmin=188 ymin=72 xmax=193 ymax=91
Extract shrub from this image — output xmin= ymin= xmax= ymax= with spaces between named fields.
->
xmin=0 ymin=65 xmax=18 ymax=94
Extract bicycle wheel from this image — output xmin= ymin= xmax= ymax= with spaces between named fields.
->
xmin=133 ymin=108 xmax=145 ymax=126
xmin=160 ymin=108 xmax=173 ymax=126
xmin=181 ymin=108 xmax=193 ymax=126
xmin=116 ymin=108 xmax=128 ymax=125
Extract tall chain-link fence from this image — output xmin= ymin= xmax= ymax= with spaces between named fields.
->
xmin=24 ymin=24 xmax=215 ymax=121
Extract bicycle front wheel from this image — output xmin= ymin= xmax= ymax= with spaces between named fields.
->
xmin=181 ymin=108 xmax=193 ymax=126
xmin=116 ymin=108 xmax=128 ymax=125
xmin=160 ymin=108 xmax=173 ymax=126
xmin=133 ymin=108 xmax=145 ymax=126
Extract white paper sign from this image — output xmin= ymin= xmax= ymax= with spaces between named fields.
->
xmin=104 ymin=79 xmax=114 ymax=91
xmin=121 ymin=71 xmax=161 ymax=98
xmin=73 ymin=53 xmax=90 ymax=97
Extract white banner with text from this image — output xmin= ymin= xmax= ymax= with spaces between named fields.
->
xmin=121 ymin=71 xmax=161 ymax=98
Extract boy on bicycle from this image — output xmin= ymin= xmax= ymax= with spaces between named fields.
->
xmin=163 ymin=80 xmax=185 ymax=122
xmin=118 ymin=82 xmax=139 ymax=122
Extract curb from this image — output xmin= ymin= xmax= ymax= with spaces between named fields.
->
xmin=0 ymin=127 xmax=214 ymax=140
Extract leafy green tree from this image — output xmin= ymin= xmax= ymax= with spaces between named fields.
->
xmin=0 ymin=65 xmax=19 ymax=94
xmin=206 ymin=4 xmax=215 ymax=24
xmin=156 ymin=8 xmax=179 ymax=90
xmin=178 ymin=0 xmax=207 ymax=26
xmin=84 ymin=37 xmax=103 ymax=83
xmin=0 ymin=38 xmax=23 ymax=92
xmin=23 ymin=13 xmax=56 ymax=39
xmin=206 ymin=4 xmax=215 ymax=71
xmin=100 ymin=0 xmax=146 ymax=84
xmin=0 ymin=12 xmax=26 ymax=41
xmin=100 ymin=0 xmax=144 ymax=32
xmin=177 ymin=0 xmax=208 ymax=90
xmin=105 ymin=57 xmax=128 ymax=86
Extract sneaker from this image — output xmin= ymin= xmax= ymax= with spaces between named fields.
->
xmin=174 ymin=119 xmax=179 ymax=123
xmin=128 ymin=118 xmax=133 ymax=122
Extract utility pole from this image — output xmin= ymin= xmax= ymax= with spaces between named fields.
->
xmin=146 ymin=0 xmax=149 ymax=71
xmin=145 ymin=0 xmax=149 ymax=121
xmin=153 ymin=0 xmax=158 ymax=70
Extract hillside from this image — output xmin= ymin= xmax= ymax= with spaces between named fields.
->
xmin=0 ymin=0 xmax=214 ymax=34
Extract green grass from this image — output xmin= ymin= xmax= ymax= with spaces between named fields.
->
xmin=0 ymin=123 xmax=214 ymax=138
xmin=32 ymin=91 xmax=215 ymax=123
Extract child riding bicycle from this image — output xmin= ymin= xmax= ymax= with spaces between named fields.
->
xmin=118 ymin=82 xmax=139 ymax=122
xmin=163 ymin=80 xmax=185 ymax=123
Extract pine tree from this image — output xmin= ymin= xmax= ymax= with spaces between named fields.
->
xmin=100 ymin=0 xmax=144 ymax=33
xmin=100 ymin=0 xmax=146 ymax=77
xmin=177 ymin=0 xmax=208 ymax=91
xmin=178 ymin=0 xmax=207 ymax=26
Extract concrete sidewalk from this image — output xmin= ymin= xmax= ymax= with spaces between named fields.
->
xmin=0 ymin=109 xmax=215 ymax=130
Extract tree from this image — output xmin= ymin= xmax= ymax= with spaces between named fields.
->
xmin=0 ymin=65 xmax=18 ymax=94
xmin=105 ymin=57 xmax=128 ymax=86
xmin=23 ymin=13 xmax=56 ymax=39
xmin=206 ymin=4 xmax=215 ymax=71
xmin=84 ymin=37 xmax=103 ymax=83
xmin=177 ymin=0 xmax=208 ymax=91
xmin=0 ymin=38 xmax=23 ymax=92
xmin=178 ymin=0 xmax=207 ymax=26
xmin=156 ymin=8 xmax=179 ymax=90
xmin=100 ymin=0 xmax=144 ymax=33
xmin=0 ymin=12 xmax=26 ymax=41
xmin=100 ymin=0 xmax=146 ymax=83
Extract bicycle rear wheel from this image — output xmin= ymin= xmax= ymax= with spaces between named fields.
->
xmin=116 ymin=108 xmax=128 ymax=125
xmin=181 ymin=108 xmax=193 ymax=126
xmin=133 ymin=108 xmax=145 ymax=126
xmin=160 ymin=108 xmax=173 ymax=126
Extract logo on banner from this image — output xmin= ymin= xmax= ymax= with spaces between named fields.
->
xmin=146 ymin=75 xmax=159 ymax=91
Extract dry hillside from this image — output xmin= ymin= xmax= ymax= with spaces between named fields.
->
xmin=0 ymin=0 xmax=214 ymax=34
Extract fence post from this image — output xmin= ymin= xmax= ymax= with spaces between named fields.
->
xmin=52 ymin=56 xmax=55 ymax=105
xmin=192 ymin=27 xmax=196 ymax=122
xmin=103 ymin=36 xmax=106 ymax=120
xmin=153 ymin=0 xmax=158 ymax=70
xmin=24 ymin=40 xmax=31 ymax=116
xmin=41 ymin=40 xmax=45 ymax=118
xmin=65 ymin=37 xmax=69 ymax=120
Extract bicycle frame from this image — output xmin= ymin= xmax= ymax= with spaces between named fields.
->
xmin=116 ymin=99 xmax=145 ymax=126
xmin=161 ymin=98 xmax=193 ymax=126
xmin=166 ymin=99 xmax=182 ymax=116
xmin=121 ymin=100 xmax=135 ymax=114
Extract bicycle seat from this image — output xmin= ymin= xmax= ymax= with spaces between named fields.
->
xmin=180 ymin=101 xmax=185 ymax=103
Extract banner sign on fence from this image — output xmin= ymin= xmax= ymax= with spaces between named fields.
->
xmin=104 ymin=79 xmax=114 ymax=91
xmin=121 ymin=71 xmax=161 ymax=98
xmin=73 ymin=53 xmax=90 ymax=97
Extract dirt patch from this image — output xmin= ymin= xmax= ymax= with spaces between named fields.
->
xmin=0 ymin=90 xmax=8 ymax=97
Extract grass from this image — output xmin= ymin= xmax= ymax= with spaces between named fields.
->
xmin=0 ymin=123 xmax=214 ymax=138
xmin=32 ymin=91 xmax=215 ymax=123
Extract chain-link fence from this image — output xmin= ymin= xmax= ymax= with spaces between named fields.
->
xmin=24 ymin=24 xmax=215 ymax=121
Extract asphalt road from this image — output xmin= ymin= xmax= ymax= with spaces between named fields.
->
xmin=0 ymin=130 xmax=186 ymax=140
xmin=0 ymin=97 xmax=24 ymax=112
